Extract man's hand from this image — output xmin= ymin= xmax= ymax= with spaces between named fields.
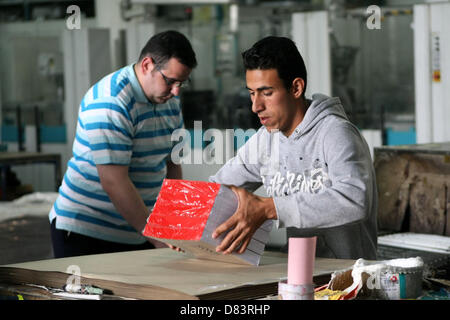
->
xmin=212 ymin=186 xmax=277 ymax=254
xmin=168 ymin=244 xmax=185 ymax=253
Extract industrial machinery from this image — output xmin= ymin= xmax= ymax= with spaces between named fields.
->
xmin=0 ymin=0 xmax=448 ymax=203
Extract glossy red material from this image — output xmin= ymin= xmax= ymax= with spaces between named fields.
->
xmin=143 ymin=179 xmax=221 ymax=240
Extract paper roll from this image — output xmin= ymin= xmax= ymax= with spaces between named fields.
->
xmin=287 ymin=237 xmax=317 ymax=285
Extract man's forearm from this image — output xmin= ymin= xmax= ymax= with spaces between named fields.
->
xmin=256 ymin=196 xmax=278 ymax=220
xmin=97 ymin=164 xmax=168 ymax=248
xmin=104 ymin=177 xmax=149 ymax=233
xmin=105 ymin=180 xmax=168 ymax=248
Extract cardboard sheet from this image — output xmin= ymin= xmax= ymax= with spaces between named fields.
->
xmin=0 ymin=249 xmax=355 ymax=300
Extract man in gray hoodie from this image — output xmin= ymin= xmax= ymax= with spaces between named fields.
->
xmin=209 ymin=36 xmax=378 ymax=260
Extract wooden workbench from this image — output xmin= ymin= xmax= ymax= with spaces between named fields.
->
xmin=0 ymin=249 xmax=355 ymax=300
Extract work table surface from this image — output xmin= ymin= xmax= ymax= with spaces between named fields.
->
xmin=0 ymin=249 xmax=355 ymax=300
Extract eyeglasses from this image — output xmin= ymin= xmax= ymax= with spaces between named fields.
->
xmin=158 ymin=70 xmax=190 ymax=88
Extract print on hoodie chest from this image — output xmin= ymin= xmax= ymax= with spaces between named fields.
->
xmin=261 ymin=158 xmax=332 ymax=197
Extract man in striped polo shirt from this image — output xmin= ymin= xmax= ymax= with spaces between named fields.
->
xmin=49 ymin=30 xmax=197 ymax=258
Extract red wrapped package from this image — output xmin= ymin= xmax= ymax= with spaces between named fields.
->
xmin=143 ymin=179 xmax=272 ymax=266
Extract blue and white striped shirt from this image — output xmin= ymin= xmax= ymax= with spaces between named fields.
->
xmin=49 ymin=64 xmax=183 ymax=244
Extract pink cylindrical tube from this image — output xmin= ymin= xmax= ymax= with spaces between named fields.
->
xmin=287 ymin=237 xmax=317 ymax=285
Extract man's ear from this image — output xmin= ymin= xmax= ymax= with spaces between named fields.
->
xmin=140 ymin=56 xmax=156 ymax=75
xmin=291 ymin=77 xmax=305 ymax=98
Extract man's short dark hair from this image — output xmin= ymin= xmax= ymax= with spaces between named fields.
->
xmin=242 ymin=36 xmax=307 ymax=95
xmin=138 ymin=30 xmax=197 ymax=70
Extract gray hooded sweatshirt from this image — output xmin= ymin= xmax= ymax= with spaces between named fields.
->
xmin=210 ymin=93 xmax=378 ymax=260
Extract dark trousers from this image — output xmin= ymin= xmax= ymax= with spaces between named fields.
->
xmin=50 ymin=219 xmax=155 ymax=258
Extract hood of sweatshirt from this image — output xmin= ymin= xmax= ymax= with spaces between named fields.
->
xmin=291 ymin=93 xmax=349 ymax=139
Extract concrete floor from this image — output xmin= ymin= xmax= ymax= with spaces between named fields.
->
xmin=0 ymin=216 xmax=53 ymax=265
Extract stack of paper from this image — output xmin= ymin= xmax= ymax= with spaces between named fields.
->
xmin=143 ymin=179 xmax=272 ymax=266
xmin=378 ymin=232 xmax=450 ymax=254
